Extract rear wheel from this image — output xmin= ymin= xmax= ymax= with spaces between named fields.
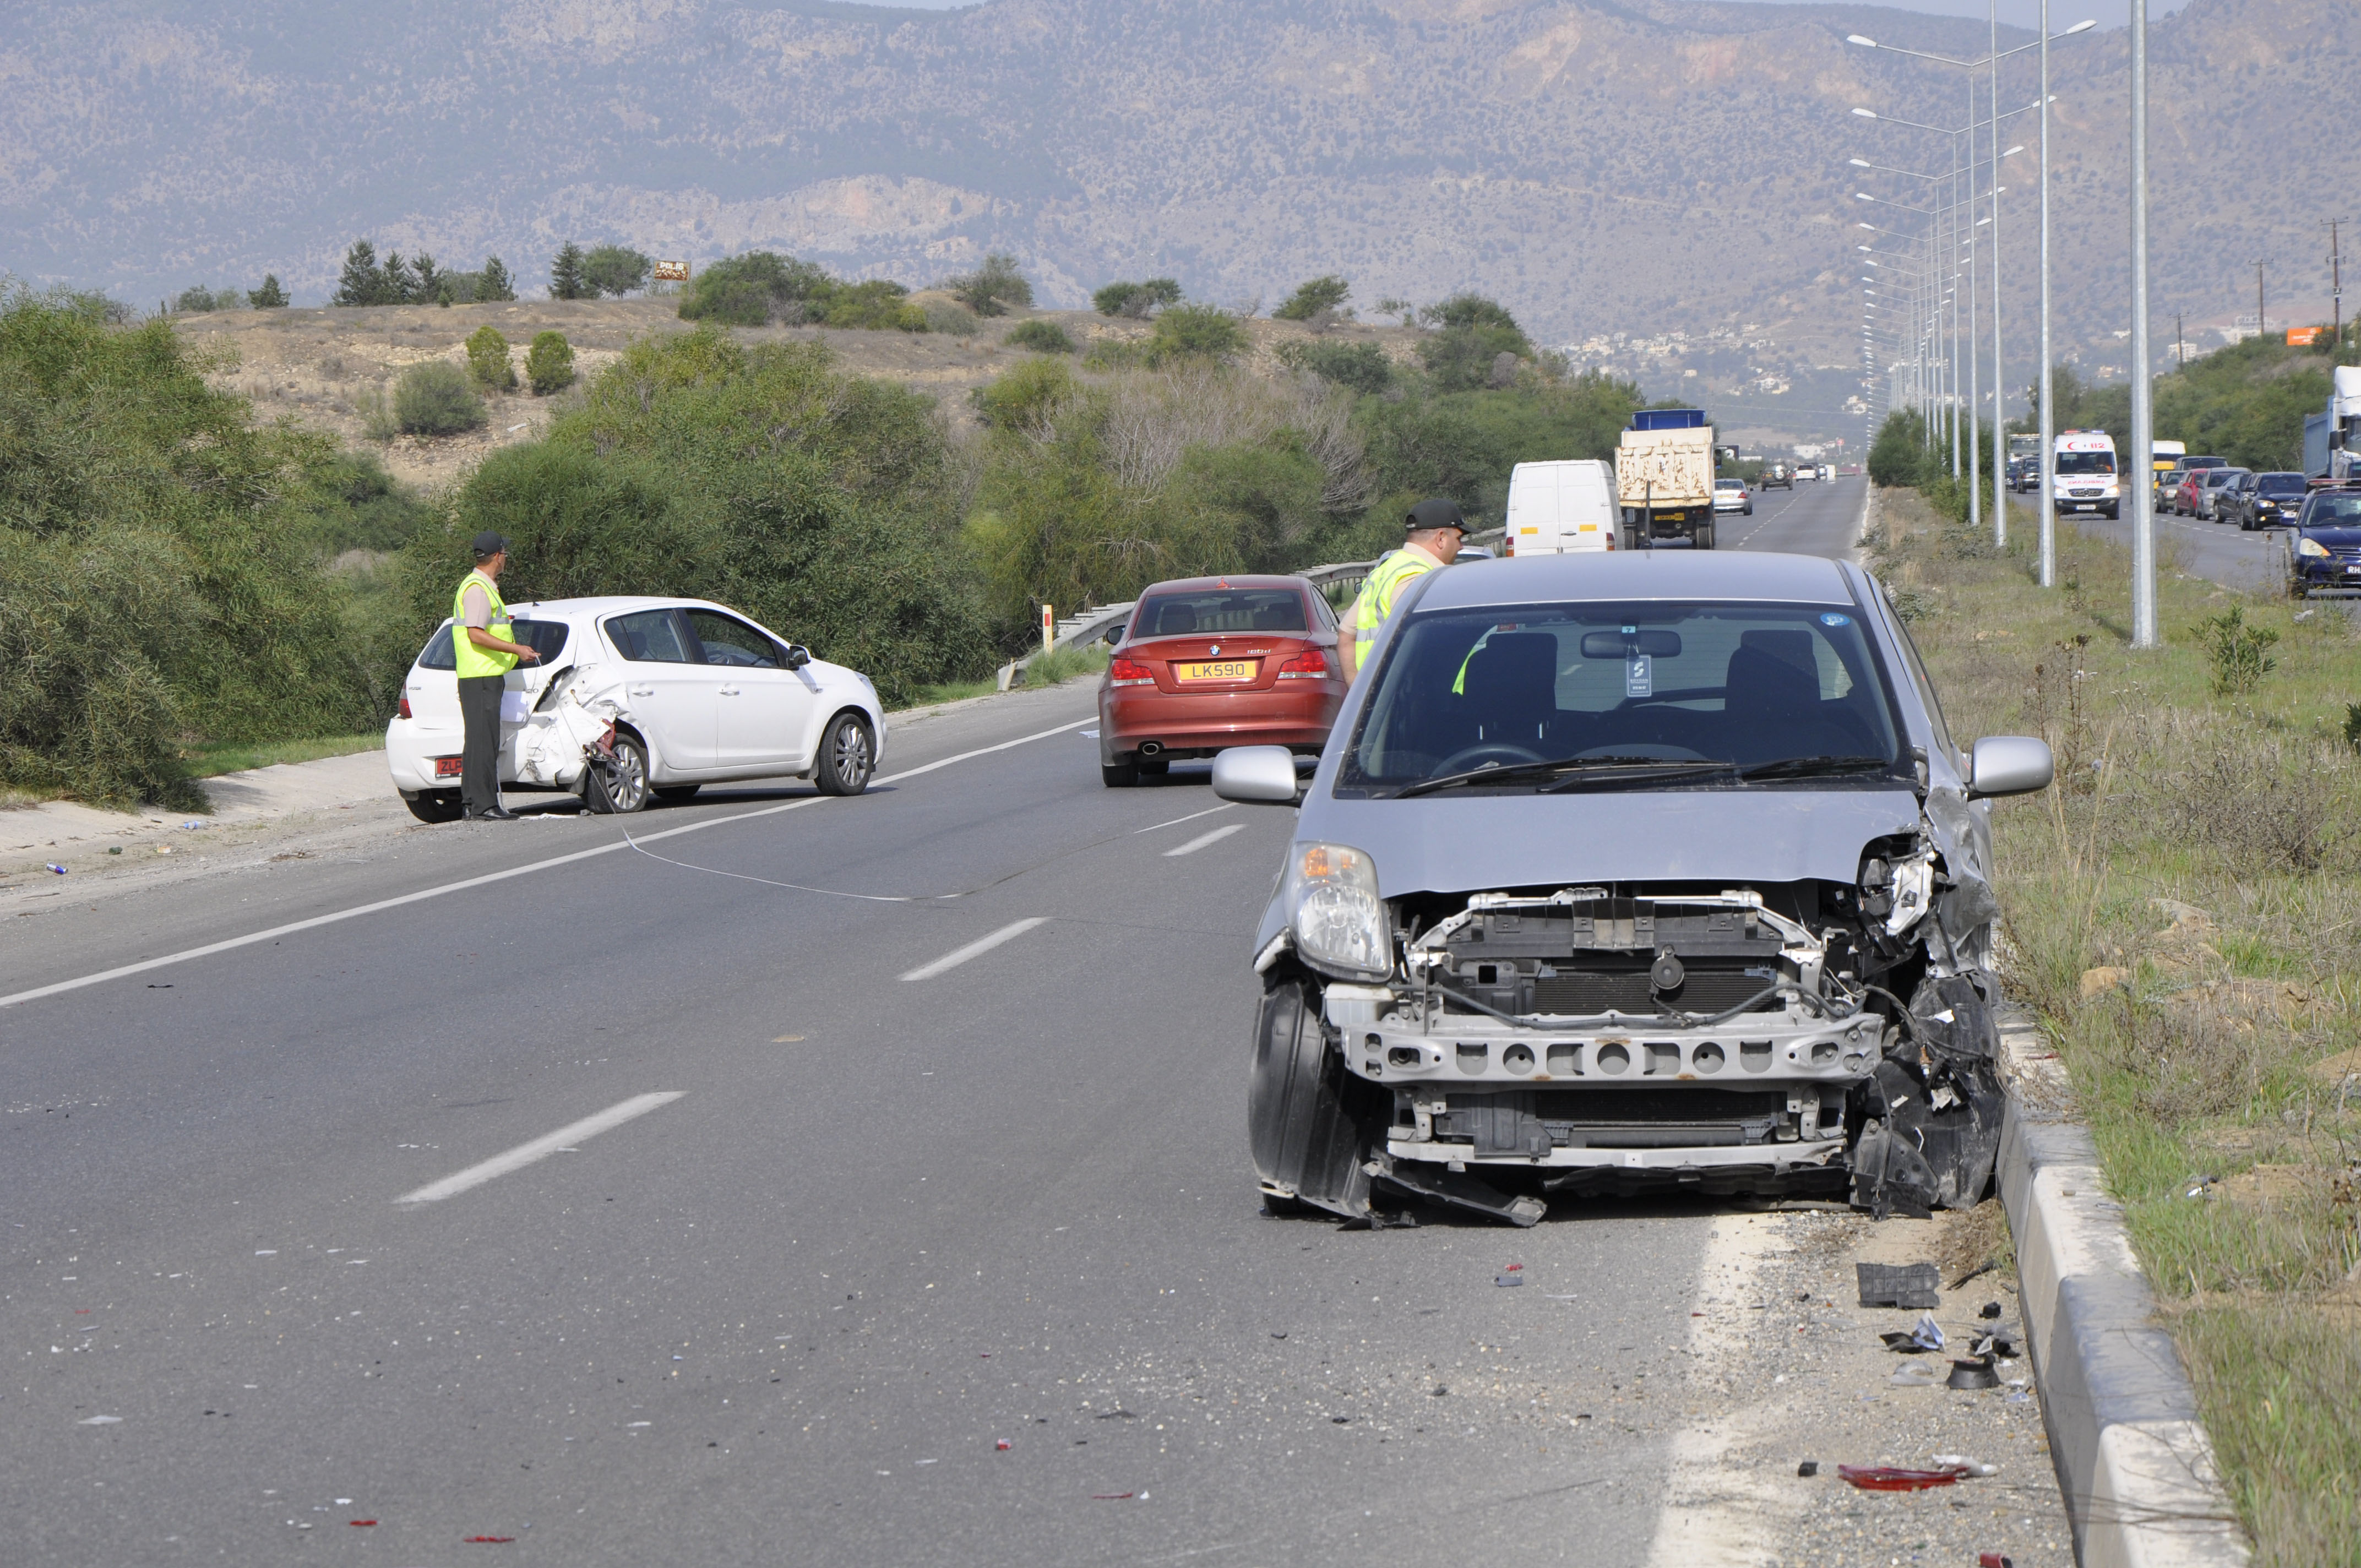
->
xmin=652 ymin=784 xmax=700 ymax=804
xmin=583 ymin=732 xmax=651 ymax=814
xmin=813 ymin=712 xmax=875 ymax=796
xmin=1101 ymin=756 xmax=1139 ymax=788
xmin=403 ymin=790 xmax=463 ymax=824
xmin=1694 ymin=522 xmax=1716 ymax=550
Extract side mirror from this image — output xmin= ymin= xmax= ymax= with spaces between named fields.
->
xmin=1967 ymin=736 xmax=2054 ymax=798
xmin=1212 ymin=745 xmax=1301 ymax=804
xmin=783 ymin=644 xmax=812 ymax=671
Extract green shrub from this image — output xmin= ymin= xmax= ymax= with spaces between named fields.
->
xmin=550 ymin=242 xmax=590 ymax=301
xmin=582 ymin=245 xmax=652 ymax=298
xmin=464 ymin=325 xmax=516 ymax=391
xmin=1273 ymin=275 xmax=1351 ymax=322
xmin=526 ymin=331 xmax=576 ymax=395
xmin=393 ymin=361 xmax=487 ymax=435
xmin=943 ymin=253 xmax=1033 ymax=318
xmin=1276 ymin=338 xmax=1390 ymax=394
xmin=247 ymin=274 xmax=289 ymax=309
xmin=418 ymin=329 xmax=991 ymax=705
xmin=926 ymin=302 xmax=982 ymax=336
xmin=173 ymin=285 xmax=241 ymax=313
xmin=677 ymin=251 xmax=834 ymax=326
xmin=1147 ymin=303 xmax=1245 ymax=364
xmin=1003 ymin=319 xmax=1075 ymax=355
xmin=2192 ymin=607 xmax=2280 ymax=696
xmin=972 ymin=357 xmax=1080 ymax=432
xmin=820 ymin=279 xmax=927 ymax=332
xmin=1093 ymin=278 xmax=1182 ymax=318
xmin=475 ymin=256 xmax=516 ymax=303
xmin=1868 ymin=409 xmax=1933 ymax=487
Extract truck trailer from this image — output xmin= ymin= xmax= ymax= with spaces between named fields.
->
xmin=2303 ymin=366 xmax=2361 ymax=481
xmin=1615 ymin=409 xmax=1718 ymax=549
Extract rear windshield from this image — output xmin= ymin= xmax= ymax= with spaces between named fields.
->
xmin=416 ymin=617 xmax=567 ymax=671
xmin=2207 ymin=470 xmax=2248 ymax=487
xmin=1337 ymin=600 xmax=1903 ymax=794
xmin=2186 ymin=456 xmax=2227 ymax=469
xmin=1133 ymin=589 xmax=1307 ymax=637
xmin=2055 ymin=451 xmax=2115 ymax=475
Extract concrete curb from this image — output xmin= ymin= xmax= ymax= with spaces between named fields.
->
xmin=1995 ymin=1008 xmax=2250 ymax=1567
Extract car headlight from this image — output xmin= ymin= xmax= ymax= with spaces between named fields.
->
xmin=2298 ymin=536 xmax=2330 ymax=557
xmin=1285 ymin=842 xmax=1390 ymax=979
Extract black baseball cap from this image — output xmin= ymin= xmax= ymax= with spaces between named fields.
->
xmin=471 ymin=531 xmax=509 ymax=559
xmin=1405 ymin=498 xmax=1467 ymax=535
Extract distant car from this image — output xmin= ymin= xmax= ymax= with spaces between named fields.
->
xmin=2167 ymin=457 xmax=2228 ymax=513
xmin=1713 ymin=477 xmax=1754 ymax=515
xmin=2228 ymin=471 xmax=2310 ymax=531
xmin=1793 ymin=462 xmax=1818 ymax=481
xmin=2288 ymin=487 xmax=2361 ymax=595
xmin=2194 ymin=467 xmax=2250 ymax=521
xmin=386 ymin=596 xmax=886 ymax=821
xmin=1761 ymin=462 xmax=1794 ymax=489
xmin=1097 ymin=575 xmax=1345 ymax=787
xmin=1454 ymin=545 xmax=1497 ymax=563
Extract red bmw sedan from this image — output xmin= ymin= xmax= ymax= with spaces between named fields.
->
xmin=1097 ymin=575 xmax=1346 ymax=786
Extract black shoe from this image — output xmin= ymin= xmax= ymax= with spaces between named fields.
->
xmin=465 ymin=806 xmax=520 ymax=821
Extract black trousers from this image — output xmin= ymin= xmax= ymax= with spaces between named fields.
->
xmin=458 ymin=674 xmax=505 ymax=815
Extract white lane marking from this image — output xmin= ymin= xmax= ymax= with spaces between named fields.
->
xmin=395 ymin=1092 xmax=683 ymax=1206
xmin=1163 ymin=823 xmax=1244 ymax=857
xmin=897 ymin=917 xmax=1048 ymax=982
xmin=0 ymin=717 xmax=1094 ymax=1011
xmin=1133 ymin=803 xmax=1235 ymax=835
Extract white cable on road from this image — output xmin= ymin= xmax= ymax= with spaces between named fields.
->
xmin=394 ymin=1092 xmax=683 ymax=1205
xmin=1162 ymin=823 xmax=1244 ymax=857
xmin=0 ymin=717 xmax=1092 ymax=1011
xmin=897 ymin=917 xmax=1048 ymax=982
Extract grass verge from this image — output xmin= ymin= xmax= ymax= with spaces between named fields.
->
xmin=182 ymin=734 xmax=384 ymax=779
xmin=1872 ymin=487 xmax=2361 ymax=1566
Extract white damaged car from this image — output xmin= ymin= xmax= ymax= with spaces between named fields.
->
xmin=386 ymin=597 xmax=886 ymax=821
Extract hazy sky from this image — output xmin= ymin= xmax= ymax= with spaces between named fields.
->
xmin=862 ymin=0 xmax=2194 ymax=29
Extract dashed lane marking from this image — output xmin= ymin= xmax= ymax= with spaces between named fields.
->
xmin=1162 ymin=824 xmax=1245 ymax=858
xmin=395 ymin=1093 xmax=684 ymax=1205
xmin=897 ymin=918 xmax=1049 ymax=982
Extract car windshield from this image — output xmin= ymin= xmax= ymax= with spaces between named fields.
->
xmin=2306 ymin=494 xmax=2361 ymax=525
xmin=2055 ymin=451 xmax=2115 ymax=475
xmin=1336 ymin=600 xmax=1904 ymax=794
xmin=1717 ymin=478 xmax=1744 ymax=489
xmin=2259 ymin=474 xmax=2308 ymax=495
xmin=1134 ymin=589 xmax=1307 ymax=636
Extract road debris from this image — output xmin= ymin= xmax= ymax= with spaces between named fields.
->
xmin=995 ymin=1439 xmax=1011 ymax=1451
xmin=1855 ymin=1261 xmax=1940 ymax=1309
xmin=463 ymin=1535 xmax=515 ymax=1543
xmin=1796 ymin=1460 xmax=1819 ymax=1477
xmin=1930 ymin=1454 xmax=1999 ymax=1476
xmin=1091 ymin=1493 xmax=1135 ymax=1501
xmin=1890 ymin=1360 xmax=1939 ymax=1387
xmin=1979 ymin=1300 xmax=2003 ymax=1319
xmin=1495 ymin=1273 xmax=1524 ymax=1287
xmin=1946 ymin=1357 xmax=2000 ymax=1390
xmin=77 ymin=1415 xmax=121 ymax=1425
xmin=1978 ymin=1554 xmax=2015 ymax=1567
xmin=1836 ymin=1463 xmax=1965 ymax=1491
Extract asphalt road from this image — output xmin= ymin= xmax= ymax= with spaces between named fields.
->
xmin=2046 ymin=494 xmax=2288 ymax=592
xmin=3 ymin=478 xmax=1884 ymax=1567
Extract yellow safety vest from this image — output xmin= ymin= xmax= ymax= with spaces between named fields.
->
xmin=451 ymin=569 xmax=516 ymax=678
xmin=1351 ymin=549 xmax=1437 ymax=637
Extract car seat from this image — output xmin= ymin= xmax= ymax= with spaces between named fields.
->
xmin=1156 ymin=602 xmax=1198 ymax=636
xmin=1723 ymin=631 xmax=1838 ymax=762
xmin=1460 ymin=633 xmax=1560 ymax=747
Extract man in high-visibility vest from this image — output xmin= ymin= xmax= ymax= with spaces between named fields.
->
xmin=452 ymin=531 xmax=540 ymax=821
xmin=1336 ymin=498 xmax=1467 ymax=681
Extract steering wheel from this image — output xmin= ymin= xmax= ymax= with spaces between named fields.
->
xmin=1433 ymin=742 xmax=1549 ymax=774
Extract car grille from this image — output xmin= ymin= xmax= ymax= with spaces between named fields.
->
xmin=1437 ymin=1088 xmax=1792 ymax=1150
xmin=2068 ymin=487 xmax=2101 ymax=498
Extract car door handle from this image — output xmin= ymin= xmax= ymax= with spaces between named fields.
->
xmin=627 ymin=684 xmax=655 ymax=696
xmin=717 ymin=685 xmax=741 ymax=696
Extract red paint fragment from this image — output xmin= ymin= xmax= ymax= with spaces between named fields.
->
xmin=350 ymin=1520 xmax=377 ymax=1527
xmin=994 ymin=1439 xmax=1010 ymax=1451
xmin=1502 ymin=1264 xmax=1521 ymax=1271
xmin=1837 ymin=1464 xmax=1964 ymax=1492
xmin=1091 ymin=1493 xmax=1135 ymax=1501
xmin=463 ymin=1536 xmax=516 ymax=1543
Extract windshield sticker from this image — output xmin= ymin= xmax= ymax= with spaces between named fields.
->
xmin=1625 ymin=654 xmax=1653 ymax=698
xmin=1820 ymin=613 xmax=1851 ymax=627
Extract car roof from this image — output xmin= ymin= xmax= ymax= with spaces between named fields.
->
xmin=1136 ymin=574 xmax=1311 ymax=595
xmin=497 ymin=595 xmax=720 ymax=619
xmin=1415 ymin=550 xmax=1856 ymax=609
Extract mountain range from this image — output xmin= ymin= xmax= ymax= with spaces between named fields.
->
xmin=0 ymin=0 xmax=2343 ymax=440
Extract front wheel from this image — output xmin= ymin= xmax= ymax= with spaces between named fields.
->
xmin=584 ymin=732 xmax=651 ymax=814
xmin=814 ymin=712 xmax=876 ymax=796
xmin=2101 ymin=504 xmax=2119 ymax=520
xmin=403 ymin=790 xmax=463 ymax=824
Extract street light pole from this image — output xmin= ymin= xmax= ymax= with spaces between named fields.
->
xmin=1963 ymin=62 xmax=1980 ymax=540
xmin=1989 ymin=0 xmax=2006 ymax=549
xmin=2038 ymin=0 xmax=2056 ymax=586
xmin=2129 ymin=0 xmax=2156 ymax=648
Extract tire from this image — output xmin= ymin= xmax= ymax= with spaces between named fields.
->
xmin=813 ymin=711 xmax=876 ymax=796
xmin=2102 ymin=504 xmax=2119 ymax=520
xmin=1102 ymin=756 xmax=1139 ymax=788
xmin=1694 ymin=522 xmax=1716 ymax=550
xmin=1138 ymin=755 xmax=1170 ymax=776
xmin=583 ymin=731 xmax=651 ymax=814
xmin=403 ymin=790 xmax=463 ymax=824
xmin=1247 ymin=979 xmax=1378 ymax=1219
xmin=652 ymin=784 xmax=700 ymax=804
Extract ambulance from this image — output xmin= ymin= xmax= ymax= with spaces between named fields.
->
xmin=2052 ymin=429 xmax=2120 ymax=519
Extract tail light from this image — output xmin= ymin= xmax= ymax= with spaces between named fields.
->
xmin=1276 ymin=649 xmax=1329 ymax=679
xmin=396 ymin=695 xmax=413 ymax=720
xmin=1109 ymin=656 xmax=1156 ymax=688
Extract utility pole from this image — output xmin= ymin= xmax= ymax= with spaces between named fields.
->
xmin=2037 ymin=0 xmax=2056 ymax=587
xmin=2175 ymin=311 xmax=2184 ymax=368
xmin=2331 ymin=219 xmax=2347 ymax=347
xmin=2251 ymin=258 xmax=2267 ymax=344
xmin=2129 ymin=0 xmax=2156 ymax=649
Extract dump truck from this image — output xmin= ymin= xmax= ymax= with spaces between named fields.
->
xmin=1615 ymin=408 xmax=1718 ymax=549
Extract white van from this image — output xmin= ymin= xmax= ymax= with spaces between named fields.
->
xmin=1504 ymin=459 xmax=1617 ymax=555
xmin=2052 ymin=429 xmax=2121 ymax=519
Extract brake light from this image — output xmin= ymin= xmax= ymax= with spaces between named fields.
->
xmin=1276 ymin=649 xmax=1329 ymax=679
xmin=1109 ymin=656 xmax=1156 ymax=688
xmin=396 ymin=695 xmax=412 ymax=720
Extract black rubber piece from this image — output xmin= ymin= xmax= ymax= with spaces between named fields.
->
xmin=1247 ymin=980 xmax=1377 ymax=1220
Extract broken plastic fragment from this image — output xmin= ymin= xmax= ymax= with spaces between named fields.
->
xmin=463 ymin=1536 xmax=515 ymax=1543
xmin=1090 ymin=1493 xmax=1135 ymax=1501
xmin=350 ymin=1521 xmax=377 ymax=1527
xmin=995 ymin=1439 xmax=1011 ymax=1451
xmin=45 ymin=864 xmax=66 ymax=875
xmin=1979 ymin=1301 xmax=2003 ymax=1320
xmin=1908 ymin=1314 xmax=1944 ymax=1352
xmin=1978 ymin=1555 xmax=2014 ymax=1568
xmin=1946 ymin=1358 xmax=2000 ymax=1390
xmin=1837 ymin=1464 xmax=1962 ymax=1491
xmin=1495 ymin=1274 xmax=1524 ymax=1287
xmin=1890 ymin=1361 xmax=1938 ymax=1387
xmin=1929 ymin=1453 xmax=1999 ymax=1477
xmin=1796 ymin=1460 xmax=1819 ymax=1478
xmin=78 ymin=1415 xmax=122 ymax=1425
xmin=1856 ymin=1261 xmax=1940 ymax=1309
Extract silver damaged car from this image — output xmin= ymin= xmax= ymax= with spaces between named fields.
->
xmin=1215 ymin=551 xmax=2053 ymax=1227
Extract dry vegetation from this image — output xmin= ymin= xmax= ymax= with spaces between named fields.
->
xmin=1870 ymin=487 xmax=2361 ymax=1565
xmin=173 ymin=297 xmax=1426 ymax=491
